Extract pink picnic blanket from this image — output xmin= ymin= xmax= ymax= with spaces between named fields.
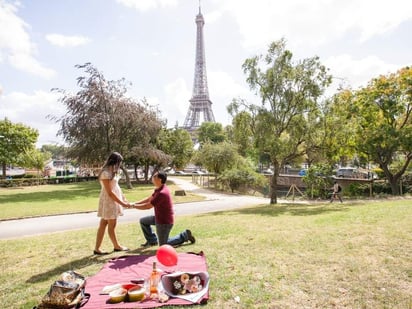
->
xmin=82 ymin=252 xmax=209 ymax=308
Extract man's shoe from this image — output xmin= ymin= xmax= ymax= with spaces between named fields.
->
xmin=140 ymin=241 xmax=158 ymax=248
xmin=186 ymin=229 xmax=196 ymax=244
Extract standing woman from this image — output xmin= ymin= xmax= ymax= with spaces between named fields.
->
xmin=94 ymin=152 xmax=131 ymax=255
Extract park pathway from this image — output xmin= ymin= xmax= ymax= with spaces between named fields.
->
xmin=0 ymin=177 xmax=274 ymax=240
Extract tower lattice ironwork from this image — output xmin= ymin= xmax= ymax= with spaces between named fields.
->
xmin=183 ymin=3 xmax=215 ymax=131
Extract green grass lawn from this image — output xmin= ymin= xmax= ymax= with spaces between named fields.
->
xmin=0 ymin=184 xmax=411 ymax=308
xmin=0 ymin=180 xmax=205 ymax=220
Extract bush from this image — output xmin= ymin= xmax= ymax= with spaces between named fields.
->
xmin=302 ymin=164 xmax=334 ymax=199
xmin=344 ymin=181 xmax=409 ymax=197
xmin=346 ymin=183 xmax=368 ymax=196
xmin=372 ymin=181 xmax=393 ymax=195
xmin=218 ymin=168 xmax=265 ymax=194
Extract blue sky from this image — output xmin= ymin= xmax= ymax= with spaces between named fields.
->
xmin=1 ymin=0 xmax=411 ymax=147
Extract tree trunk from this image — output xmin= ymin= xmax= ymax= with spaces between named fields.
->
xmin=380 ymin=163 xmax=401 ymax=195
xmin=379 ymin=155 xmax=411 ymax=196
xmin=121 ymin=166 xmax=133 ymax=189
xmin=269 ymin=162 xmax=280 ymax=204
xmin=144 ymin=164 xmax=150 ymax=183
xmin=387 ymin=174 xmax=400 ymax=195
xmin=269 ymin=174 xmax=278 ymax=204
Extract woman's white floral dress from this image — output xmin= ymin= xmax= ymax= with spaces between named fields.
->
xmin=97 ymin=169 xmax=124 ymax=219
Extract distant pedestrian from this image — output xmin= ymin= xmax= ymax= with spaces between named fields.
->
xmin=330 ymin=181 xmax=343 ymax=203
xmin=94 ymin=152 xmax=132 ymax=255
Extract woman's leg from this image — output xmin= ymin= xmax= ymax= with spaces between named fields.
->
xmin=95 ymin=219 xmax=108 ymax=252
xmin=107 ymin=218 xmax=124 ymax=250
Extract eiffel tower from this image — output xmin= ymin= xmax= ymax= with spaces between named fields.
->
xmin=183 ymin=2 xmax=215 ymax=132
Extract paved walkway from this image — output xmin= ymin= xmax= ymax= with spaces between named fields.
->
xmin=0 ymin=177 xmax=271 ymax=240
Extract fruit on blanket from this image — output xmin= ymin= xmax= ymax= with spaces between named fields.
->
xmin=156 ymin=244 xmax=178 ymax=267
xmin=128 ymin=285 xmax=146 ymax=302
xmin=109 ymin=287 xmax=127 ymax=303
xmin=122 ymin=283 xmax=138 ymax=290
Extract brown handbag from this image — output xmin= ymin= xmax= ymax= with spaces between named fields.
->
xmin=34 ymin=271 xmax=89 ymax=309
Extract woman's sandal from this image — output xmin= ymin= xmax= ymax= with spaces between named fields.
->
xmin=113 ymin=247 xmax=129 ymax=252
xmin=93 ymin=250 xmax=109 ymax=255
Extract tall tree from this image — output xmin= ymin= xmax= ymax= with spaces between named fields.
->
xmin=22 ymin=148 xmax=51 ymax=183
xmin=232 ymin=39 xmax=332 ymax=204
xmin=40 ymin=144 xmax=67 ymax=159
xmin=218 ymin=155 xmax=266 ymax=193
xmin=197 ymin=122 xmax=226 ymax=145
xmin=157 ymin=127 xmax=194 ymax=170
xmin=228 ymin=107 xmax=256 ymax=158
xmin=0 ymin=118 xmax=38 ymax=178
xmin=52 ymin=63 xmax=164 ymax=168
xmin=322 ymin=91 xmax=358 ymax=166
xmin=128 ymin=145 xmax=171 ymax=182
xmin=350 ymin=66 xmax=412 ymax=194
xmin=194 ymin=141 xmax=238 ymax=175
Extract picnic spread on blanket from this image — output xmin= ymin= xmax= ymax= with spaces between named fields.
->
xmin=82 ymin=251 xmax=209 ymax=308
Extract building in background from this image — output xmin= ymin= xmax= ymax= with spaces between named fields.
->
xmin=183 ymin=3 xmax=215 ymax=134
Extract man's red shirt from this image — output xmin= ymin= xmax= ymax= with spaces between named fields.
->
xmin=151 ymin=184 xmax=174 ymax=224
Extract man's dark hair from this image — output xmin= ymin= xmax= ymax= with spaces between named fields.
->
xmin=157 ymin=171 xmax=167 ymax=184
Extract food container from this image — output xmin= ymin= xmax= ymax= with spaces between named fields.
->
xmin=109 ymin=287 xmax=127 ymax=303
xmin=161 ymin=271 xmax=209 ymax=297
xmin=127 ymin=285 xmax=146 ymax=302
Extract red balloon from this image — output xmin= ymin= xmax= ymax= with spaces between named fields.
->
xmin=156 ymin=245 xmax=178 ymax=267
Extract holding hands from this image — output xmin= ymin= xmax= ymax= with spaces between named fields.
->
xmin=124 ymin=202 xmax=141 ymax=209
xmin=124 ymin=202 xmax=134 ymax=209
xmin=125 ymin=201 xmax=152 ymax=210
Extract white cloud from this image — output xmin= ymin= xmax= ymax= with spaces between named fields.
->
xmin=341 ymin=0 xmax=412 ymax=42
xmin=324 ymin=54 xmax=400 ymax=90
xmin=116 ymin=0 xmax=178 ymax=11
xmin=207 ymin=71 xmax=256 ymax=125
xmin=0 ymin=1 xmax=55 ymax=78
xmin=0 ymin=1 xmax=31 ymax=53
xmin=204 ymin=9 xmax=223 ymax=24
xmin=1 ymin=90 xmax=65 ymax=146
xmin=46 ymin=34 xmax=91 ymax=47
xmin=8 ymin=52 xmax=55 ymax=79
xmin=163 ymin=78 xmax=190 ymax=126
xmin=211 ymin=0 xmax=412 ymax=50
xmin=208 ymin=71 xmax=248 ymax=98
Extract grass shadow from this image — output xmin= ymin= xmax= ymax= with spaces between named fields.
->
xmin=199 ymin=203 xmax=348 ymax=218
xmin=25 ymin=247 xmax=158 ymax=284
xmin=26 ymin=254 xmax=111 ymax=284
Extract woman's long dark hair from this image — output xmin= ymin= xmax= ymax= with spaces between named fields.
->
xmin=98 ymin=152 xmax=123 ymax=179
